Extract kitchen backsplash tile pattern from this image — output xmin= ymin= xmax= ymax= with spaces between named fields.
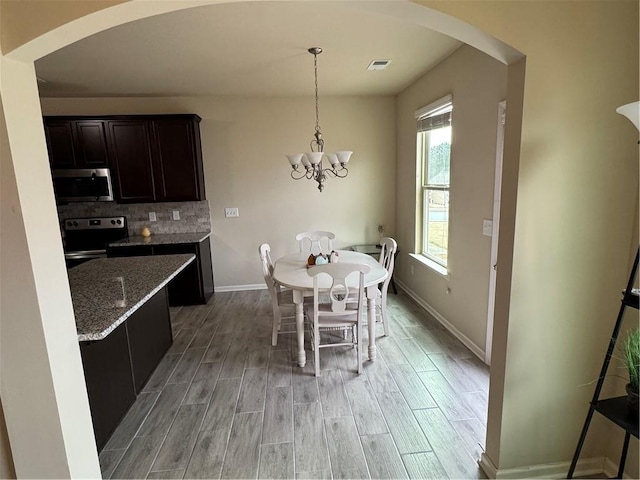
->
xmin=57 ymin=201 xmax=211 ymax=236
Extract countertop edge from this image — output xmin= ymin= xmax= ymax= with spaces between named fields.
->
xmin=77 ymin=255 xmax=195 ymax=342
xmin=108 ymin=231 xmax=211 ymax=247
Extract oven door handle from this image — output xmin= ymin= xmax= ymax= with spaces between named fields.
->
xmin=65 ymin=250 xmax=107 ymax=260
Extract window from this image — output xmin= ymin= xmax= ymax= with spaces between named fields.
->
xmin=416 ymin=95 xmax=452 ymax=269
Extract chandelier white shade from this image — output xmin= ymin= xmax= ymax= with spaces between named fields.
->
xmin=286 ymin=47 xmax=352 ymax=192
xmin=616 ymin=101 xmax=640 ymax=132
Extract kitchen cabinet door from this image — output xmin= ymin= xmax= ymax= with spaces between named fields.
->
xmin=74 ymin=120 xmax=109 ymax=167
xmin=126 ymin=288 xmax=172 ymax=393
xmin=79 ymin=322 xmax=136 ymax=451
xmin=44 ymin=121 xmax=76 ymax=168
xmin=44 ymin=119 xmax=109 ymax=168
xmin=107 ymin=120 xmax=156 ymax=203
xmin=151 ymin=117 xmax=205 ymax=202
xmin=199 ymin=236 xmax=214 ymax=300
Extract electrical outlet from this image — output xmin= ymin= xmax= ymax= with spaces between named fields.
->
xmin=149 ymin=212 xmax=157 ymax=222
xmin=483 ymin=219 xmax=493 ymax=237
xmin=172 ymin=210 xmax=180 ymax=221
xmin=225 ymin=208 xmax=239 ymax=218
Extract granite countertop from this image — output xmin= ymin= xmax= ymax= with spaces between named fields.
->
xmin=68 ymin=254 xmax=195 ymax=342
xmin=108 ymin=231 xmax=211 ymax=247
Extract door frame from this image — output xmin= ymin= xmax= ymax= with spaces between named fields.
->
xmin=484 ymin=100 xmax=506 ymax=365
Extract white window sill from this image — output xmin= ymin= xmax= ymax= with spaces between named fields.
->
xmin=409 ymin=253 xmax=449 ymax=279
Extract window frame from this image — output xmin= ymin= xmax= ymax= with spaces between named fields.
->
xmin=415 ymin=94 xmax=453 ymax=271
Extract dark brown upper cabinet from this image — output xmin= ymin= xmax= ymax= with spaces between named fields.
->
xmin=106 ymin=119 xmax=157 ymax=203
xmin=44 ymin=119 xmax=109 ymax=168
xmin=106 ymin=115 xmax=205 ymax=203
xmin=44 ymin=114 xmax=206 ymax=203
xmin=150 ymin=116 xmax=205 ymax=202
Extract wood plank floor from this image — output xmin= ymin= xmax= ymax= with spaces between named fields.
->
xmin=99 ymin=290 xmax=489 ymax=479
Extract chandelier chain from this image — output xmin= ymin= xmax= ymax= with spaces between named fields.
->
xmin=314 ymin=52 xmax=320 ymax=134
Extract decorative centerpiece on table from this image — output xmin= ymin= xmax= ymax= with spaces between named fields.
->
xmin=307 ymin=251 xmax=339 ymax=267
xmin=623 ymin=327 xmax=639 ymax=416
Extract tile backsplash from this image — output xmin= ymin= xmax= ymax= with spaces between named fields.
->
xmin=57 ymin=200 xmax=211 ymax=236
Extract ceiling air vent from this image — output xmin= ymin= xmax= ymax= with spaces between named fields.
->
xmin=367 ymin=59 xmax=391 ymax=71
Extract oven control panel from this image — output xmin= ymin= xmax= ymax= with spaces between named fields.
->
xmin=64 ymin=216 xmax=126 ymax=230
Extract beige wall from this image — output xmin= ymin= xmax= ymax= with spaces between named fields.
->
xmin=40 ymin=95 xmax=397 ymax=288
xmin=421 ymin=0 xmax=639 ymax=476
xmin=0 ymin=383 xmax=15 ymax=478
xmin=395 ymin=44 xmax=507 ymax=354
xmin=0 ymin=0 xmax=126 ymax=55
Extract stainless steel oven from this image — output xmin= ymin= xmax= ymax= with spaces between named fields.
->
xmin=63 ymin=216 xmax=127 ymax=268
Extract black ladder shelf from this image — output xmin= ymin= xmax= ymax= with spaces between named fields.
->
xmin=567 ymin=247 xmax=639 ymax=479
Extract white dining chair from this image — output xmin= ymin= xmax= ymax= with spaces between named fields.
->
xmin=346 ymin=237 xmax=397 ymax=337
xmin=259 ymin=243 xmax=297 ymax=346
xmin=305 ymin=262 xmax=370 ymax=376
xmin=295 ymin=231 xmax=335 ymax=255
xmin=377 ymin=237 xmax=398 ymax=336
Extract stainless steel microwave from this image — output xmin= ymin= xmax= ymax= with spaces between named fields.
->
xmin=52 ymin=168 xmax=114 ymax=202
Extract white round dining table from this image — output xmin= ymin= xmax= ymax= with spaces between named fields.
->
xmin=272 ymin=250 xmax=388 ymax=367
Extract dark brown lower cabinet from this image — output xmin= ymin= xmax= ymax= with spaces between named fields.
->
xmin=107 ymin=238 xmax=214 ymax=306
xmin=154 ymin=239 xmax=214 ymax=306
xmin=79 ymin=287 xmax=173 ymax=451
xmin=126 ymin=288 xmax=172 ymax=393
xmin=80 ymin=322 xmax=136 ymax=451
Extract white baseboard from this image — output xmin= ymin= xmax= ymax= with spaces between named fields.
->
xmin=480 ymin=452 xmax=609 ymax=479
xmin=478 ymin=453 xmax=498 ymax=478
xmin=215 ymin=283 xmax=265 ymax=292
xmin=604 ymin=455 xmax=635 ymax=479
xmin=395 ymin=279 xmax=485 ymax=361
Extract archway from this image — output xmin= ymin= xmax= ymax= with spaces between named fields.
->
xmin=0 ymin=2 xmax=525 ymax=477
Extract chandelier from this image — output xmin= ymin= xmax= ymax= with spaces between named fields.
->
xmin=286 ymin=47 xmax=352 ymax=192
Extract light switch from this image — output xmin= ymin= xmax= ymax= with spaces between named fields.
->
xmin=225 ymin=208 xmax=239 ymax=218
xmin=483 ymin=219 xmax=493 ymax=237
xmin=172 ymin=210 xmax=180 ymax=221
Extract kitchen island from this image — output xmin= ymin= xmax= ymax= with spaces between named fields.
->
xmin=69 ymin=254 xmax=194 ymax=450
xmin=69 ymin=254 xmax=195 ymax=341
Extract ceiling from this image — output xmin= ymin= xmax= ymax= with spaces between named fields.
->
xmin=35 ymin=1 xmax=462 ymax=98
